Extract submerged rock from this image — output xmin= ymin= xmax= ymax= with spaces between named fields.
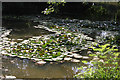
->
xmin=52 ymin=57 xmax=63 ymax=61
xmin=1 ymin=50 xmax=8 ymax=53
xmin=44 ymin=59 xmax=53 ymax=61
xmin=64 ymin=57 xmax=72 ymax=61
xmin=31 ymin=58 xmax=36 ymax=60
xmin=0 ymin=75 xmax=4 ymax=79
xmin=18 ymin=56 xmax=27 ymax=59
xmin=5 ymin=76 xmax=16 ymax=79
xmin=9 ymin=54 xmax=17 ymax=58
xmin=73 ymin=54 xmax=83 ymax=59
xmin=17 ymin=39 xmax=23 ymax=41
xmin=36 ymin=61 xmax=46 ymax=65
xmin=1 ymin=51 xmax=8 ymax=55
xmin=67 ymin=55 xmax=73 ymax=57
xmin=82 ymin=56 xmax=89 ymax=59
xmin=4 ymin=69 xmax=8 ymax=72
xmin=71 ymin=59 xmax=80 ymax=62
xmin=34 ymin=58 xmax=42 ymax=61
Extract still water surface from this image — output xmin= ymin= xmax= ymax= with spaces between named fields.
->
xmin=2 ymin=56 xmax=81 ymax=78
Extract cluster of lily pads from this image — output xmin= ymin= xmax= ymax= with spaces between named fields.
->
xmin=4 ymin=25 xmax=94 ymax=64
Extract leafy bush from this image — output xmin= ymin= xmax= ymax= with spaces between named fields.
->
xmin=42 ymin=0 xmax=65 ymax=15
xmin=74 ymin=43 xmax=120 ymax=79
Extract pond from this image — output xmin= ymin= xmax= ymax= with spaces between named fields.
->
xmin=1 ymin=15 xmax=120 ymax=79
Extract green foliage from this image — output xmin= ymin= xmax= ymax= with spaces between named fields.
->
xmin=74 ymin=43 xmax=120 ymax=79
xmin=42 ymin=5 xmax=54 ymax=15
xmin=42 ymin=0 xmax=65 ymax=15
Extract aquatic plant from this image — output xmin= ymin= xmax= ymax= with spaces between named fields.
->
xmin=5 ymin=24 xmax=93 ymax=63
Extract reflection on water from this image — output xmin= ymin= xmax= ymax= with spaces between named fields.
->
xmin=2 ymin=19 xmax=55 ymax=40
xmin=2 ymin=56 xmax=81 ymax=78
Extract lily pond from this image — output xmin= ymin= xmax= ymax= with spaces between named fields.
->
xmin=1 ymin=15 xmax=120 ymax=79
